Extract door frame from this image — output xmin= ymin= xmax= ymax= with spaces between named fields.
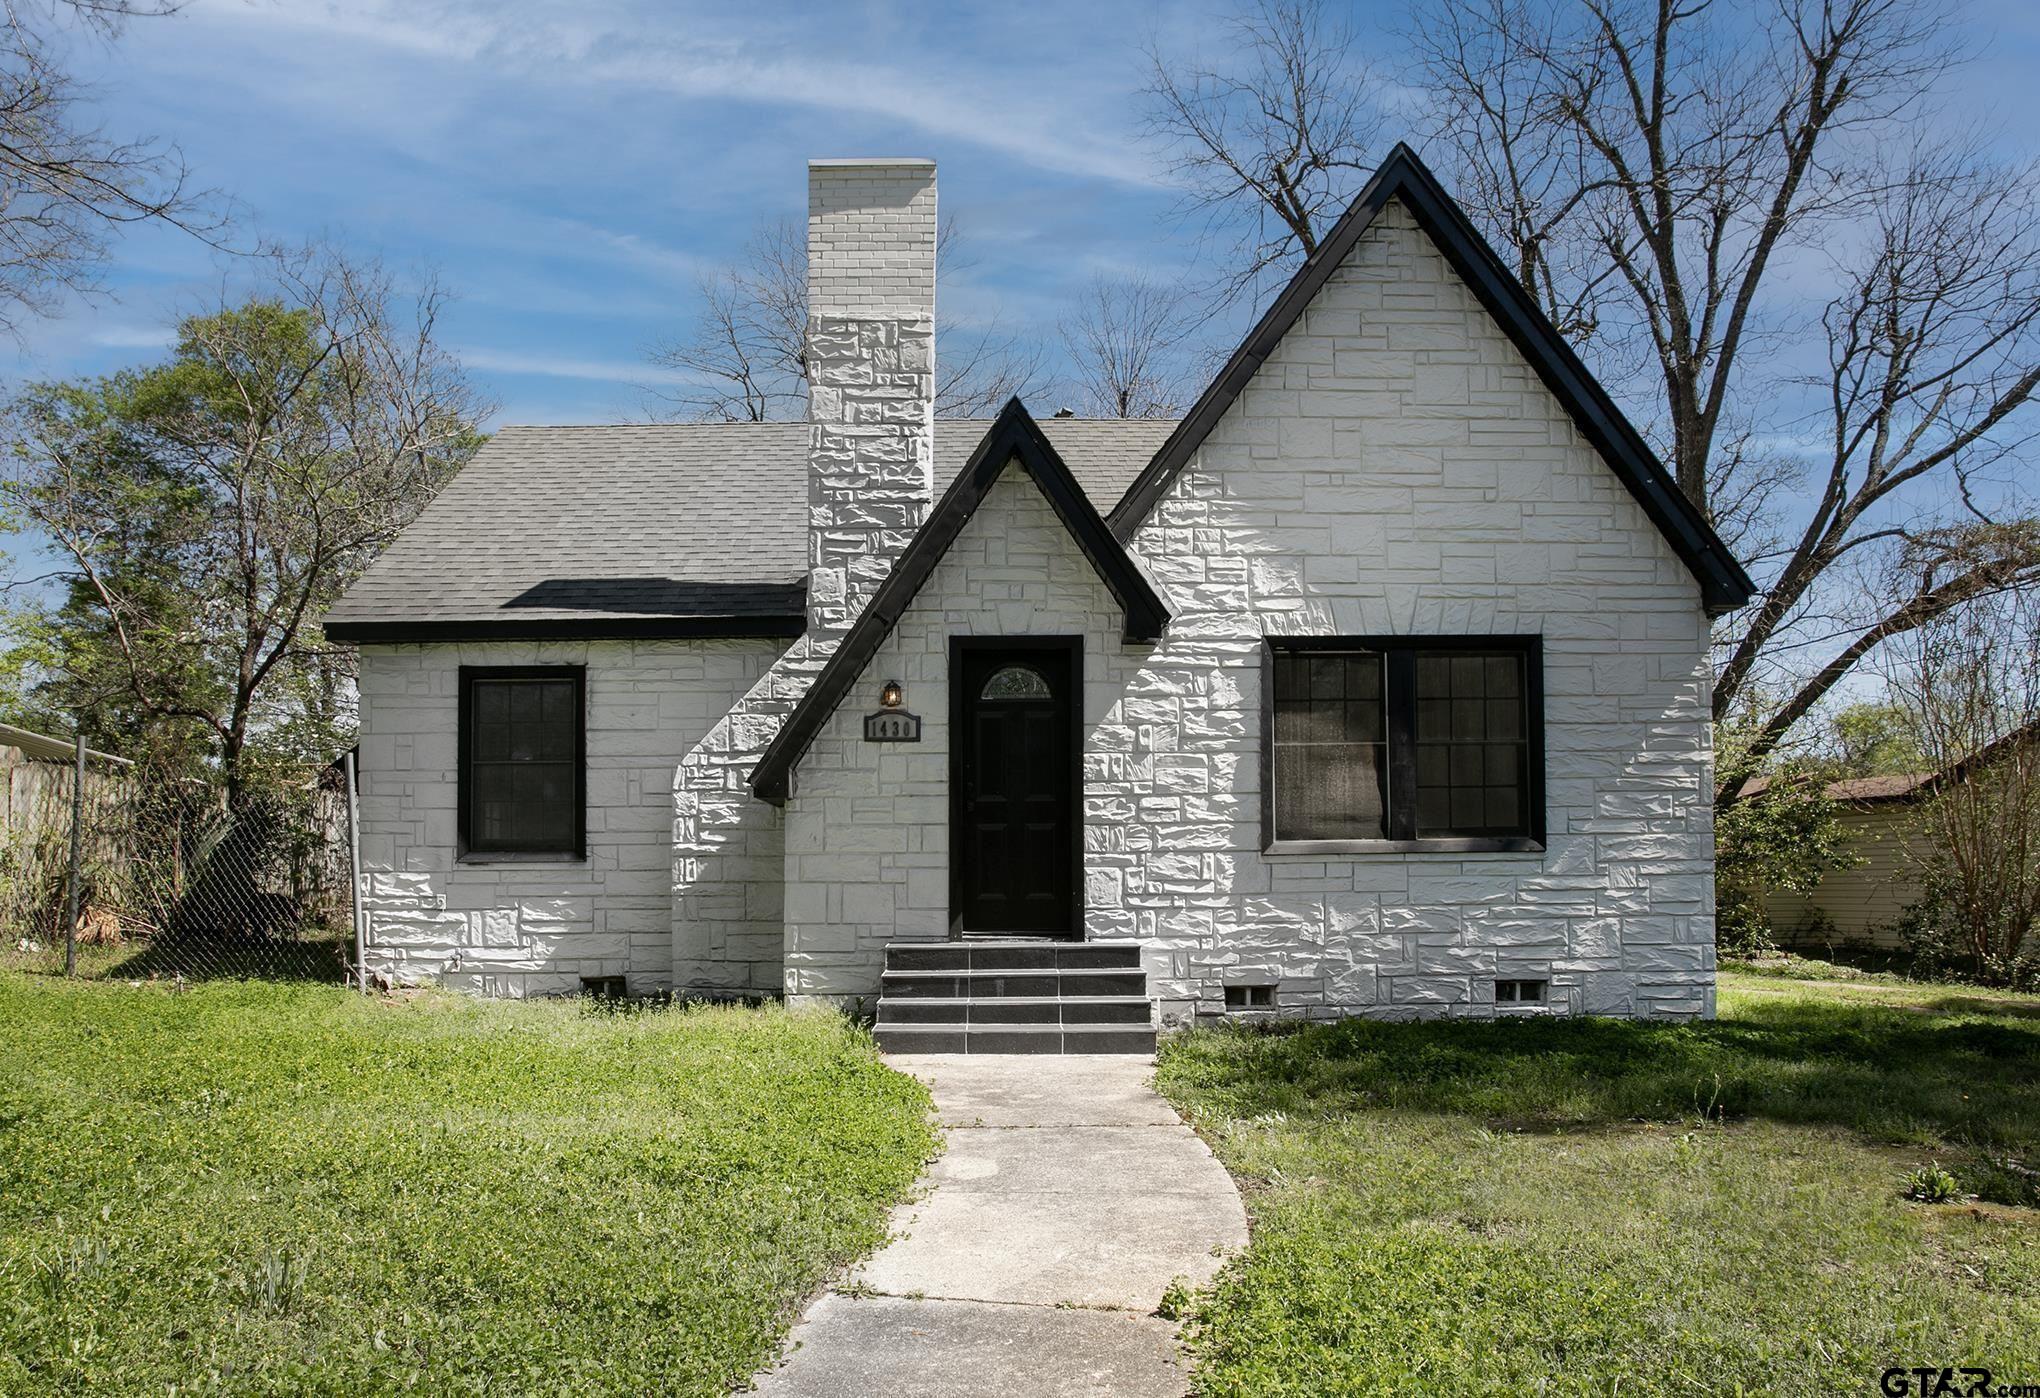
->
xmin=948 ymin=635 xmax=1085 ymax=940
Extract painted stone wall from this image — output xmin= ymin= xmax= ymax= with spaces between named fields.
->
xmin=355 ymin=638 xmax=782 ymax=996
xmin=781 ymin=463 xmax=1144 ymax=1007
xmin=783 ymin=197 xmax=1717 ymax=1023
xmin=1120 ymin=198 xmax=1716 ymax=1022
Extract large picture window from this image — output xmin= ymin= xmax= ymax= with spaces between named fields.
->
xmin=1264 ymin=637 xmax=1542 ymax=852
xmin=459 ymin=666 xmax=585 ymax=858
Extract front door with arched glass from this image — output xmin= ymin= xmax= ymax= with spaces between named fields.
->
xmin=950 ymin=639 xmax=1081 ymax=937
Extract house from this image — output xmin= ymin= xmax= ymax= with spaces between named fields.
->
xmin=324 ymin=146 xmax=1753 ymax=1046
xmin=1760 ymin=773 xmax=1934 ymax=948
xmin=1761 ymin=722 xmax=2040 ymax=948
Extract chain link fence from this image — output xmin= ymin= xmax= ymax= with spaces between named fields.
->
xmin=0 ymin=739 xmax=357 ymax=983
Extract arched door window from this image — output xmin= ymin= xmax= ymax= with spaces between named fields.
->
xmin=979 ymin=664 xmax=1052 ymax=701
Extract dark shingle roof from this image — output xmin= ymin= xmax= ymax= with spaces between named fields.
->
xmin=324 ymin=417 xmax=1177 ymax=640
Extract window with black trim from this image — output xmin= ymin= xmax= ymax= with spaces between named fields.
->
xmin=1264 ymin=637 xmax=1543 ymax=852
xmin=459 ymin=666 xmax=585 ymax=857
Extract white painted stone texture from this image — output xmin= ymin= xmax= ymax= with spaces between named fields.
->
xmin=355 ymin=639 xmax=782 ymax=997
xmin=780 ymin=197 xmax=1716 ymax=1022
xmin=355 ymin=190 xmax=1717 ymax=1022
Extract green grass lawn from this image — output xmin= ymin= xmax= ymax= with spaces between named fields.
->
xmin=0 ymin=974 xmax=937 ymax=1395
xmin=1156 ymin=968 xmax=2040 ymax=1396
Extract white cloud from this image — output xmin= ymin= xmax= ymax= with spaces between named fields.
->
xmin=458 ymin=346 xmax=697 ymax=387
xmin=89 ymin=325 xmax=176 ymax=350
xmin=201 ymin=0 xmax=1164 ymax=188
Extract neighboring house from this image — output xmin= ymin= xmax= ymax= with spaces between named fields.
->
xmin=1761 ymin=774 xmax=1935 ymax=948
xmin=1762 ymin=723 xmax=2040 ymax=948
xmin=325 ymin=146 xmax=1753 ymax=1043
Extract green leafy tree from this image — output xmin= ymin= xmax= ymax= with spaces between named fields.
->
xmin=1 ymin=251 xmax=486 ymax=804
xmin=1714 ymin=707 xmax=1860 ymax=952
xmin=1827 ymin=702 xmax=1927 ymax=779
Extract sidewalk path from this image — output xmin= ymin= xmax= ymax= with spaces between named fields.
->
xmin=752 ymin=1054 xmax=1248 ymax=1397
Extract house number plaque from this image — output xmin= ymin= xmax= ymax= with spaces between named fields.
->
xmin=864 ymin=709 xmax=922 ymax=742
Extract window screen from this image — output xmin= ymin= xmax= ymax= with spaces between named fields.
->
xmin=461 ymin=668 xmax=583 ymax=855
xmin=1267 ymin=639 xmax=1539 ymax=847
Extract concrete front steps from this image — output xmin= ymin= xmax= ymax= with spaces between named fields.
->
xmin=873 ymin=940 xmax=1155 ymax=1054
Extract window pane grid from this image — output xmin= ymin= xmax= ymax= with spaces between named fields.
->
xmin=464 ymin=673 xmax=581 ymax=854
xmin=1411 ymin=650 xmax=1527 ymax=839
xmin=1270 ymin=642 xmax=1535 ymax=845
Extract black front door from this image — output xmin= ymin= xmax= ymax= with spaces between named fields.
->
xmin=952 ymin=641 xmax=1079 ymax=937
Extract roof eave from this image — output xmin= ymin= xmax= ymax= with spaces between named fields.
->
xmin=325 ymin=613 xmax=809 ymax=644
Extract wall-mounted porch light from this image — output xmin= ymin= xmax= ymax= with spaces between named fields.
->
xmin=880 ymin=678 xmax=905 ymax=710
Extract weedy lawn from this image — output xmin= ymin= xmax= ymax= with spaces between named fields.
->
xmin=0 ymin=974 xmax=936 ymax=1395
xmin=1156 ymin=968 xmax=2040 ymax=1396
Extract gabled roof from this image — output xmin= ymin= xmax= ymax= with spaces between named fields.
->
xmin=751 ymin=400 xmax=1170 ymax=804
xmin=324 ymin=418 xmax=1176 ymax=643
xmin=1106 ymin=143 xmax=1756 ymax=617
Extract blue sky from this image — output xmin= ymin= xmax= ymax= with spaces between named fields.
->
xmin=19 ymin=0 xmax=1261 ymax=426
xmin=18 ymin=0 xmax=2040 ymax=431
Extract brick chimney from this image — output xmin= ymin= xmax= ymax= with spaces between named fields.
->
xmin=805 ymin=158 xmax=937 ymax=636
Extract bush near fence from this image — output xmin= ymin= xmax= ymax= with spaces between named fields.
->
xmin=0 ymin=742 xmax=353 ymax=982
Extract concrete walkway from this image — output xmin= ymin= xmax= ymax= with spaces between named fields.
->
xmin=751 ymin=1055 xmax=1248 ymax=1397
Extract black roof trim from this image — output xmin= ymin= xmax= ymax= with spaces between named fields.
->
xmin=326 ymin=612 xmax=806 ymax=644
xmin=752 ymin=398 xmax=1170 ymax=804
xmin=1105 ymin=143 xmax=1755 ymax=616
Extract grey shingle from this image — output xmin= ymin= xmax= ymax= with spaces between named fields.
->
xmin=326 ymin=417 xmax=1177 ymax=628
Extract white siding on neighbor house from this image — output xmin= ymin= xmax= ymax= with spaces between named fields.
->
xmin=782 ymin=197 xmax=1718 ymax=1023
xmin=356 ymin=638 xmax=783 ymax=996
xmin=1765 ymin=805 xmax=1929 ymax=948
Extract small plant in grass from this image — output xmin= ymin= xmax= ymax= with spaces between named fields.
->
xmin=1903 ymin=1162 xmax=1962 ymax=1203
xmin=1157 ymin=1276 xmax=1197 ymax=1321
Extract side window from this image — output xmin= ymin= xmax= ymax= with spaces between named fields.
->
xmin=1265 ymin=638 xmax=1541 ymax=851
xmin=459 ymin=667 xmax=585 ymax=857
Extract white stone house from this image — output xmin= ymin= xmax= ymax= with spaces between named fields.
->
xmin=327 ymin=147 xmax=1753 ymax=1047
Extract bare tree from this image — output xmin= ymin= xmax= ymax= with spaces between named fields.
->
xmin=1148 ymin=0 xmax=2040 ymax=811
xmin=1884 ymin=590 xmax=2040 ymax=982
xmin=1058 ymin=276 xmax=1191 ymax=419
xmin=647 ymin=217 xmax=1045 ymax=421
xmin=1142 ymin=0 xmax=1383 ymax=305
xmin=2 ymin=249 xmax=487 ymax=803
xmin=1709 ymin=148 xmax=2040 ymax=789
xmin=0 ymin=1 xmax=221 ymax=337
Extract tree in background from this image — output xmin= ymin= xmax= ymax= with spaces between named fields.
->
xmin=1143 ymin=0 xmax=1383 ymax=306
xmin=1 ymin=250 xmax=486 ymax=805
xmin=1058 ymin=276 xmax=1193 ymax=419
xmin=1886 ymin=589 xmax=2040 ymax=984
xmin=1712 ymin=695 xmax=1859 ymax=953
xmin=0 ymin=1 xmax=220 ymax=337
xmin=1825 ymin=702 xmax=1926 ymax=780
xmin=1145 ymin=0 xmax=2040 ymax=813
xmin=646 ymin=217 xmax=1045 ymax=422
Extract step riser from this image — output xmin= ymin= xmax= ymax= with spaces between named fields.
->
xmin=884 ymin=943 xmax=1143 ymax=973
xmin=873 ymin=1027 xmax=1158 ymax=1055
xmin=878 ymin=999 xmax=1152 ymax=1026
xmin=883 ymin=972 xmax=1147 ymax=1000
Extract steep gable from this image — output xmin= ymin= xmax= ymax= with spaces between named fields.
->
xmin=751 ymin=400 xmax=1169 ymax=804
xmin=1107 ymin=144 xmax=1753 ymax=616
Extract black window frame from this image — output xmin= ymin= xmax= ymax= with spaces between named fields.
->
xmin=458 ymin=665 xmax=587 ymax=861
xmin=1261 ymin=635 xmax=1545 ymax=855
